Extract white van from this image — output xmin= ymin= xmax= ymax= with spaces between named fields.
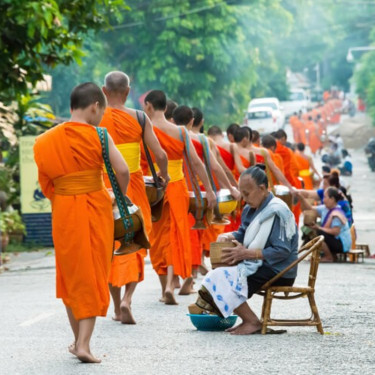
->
xmin=244 ymin=97 xmax=285 ymax=133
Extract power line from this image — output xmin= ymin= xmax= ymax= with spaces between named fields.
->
xmin=112 ymin=0 xmax=237 ymax=29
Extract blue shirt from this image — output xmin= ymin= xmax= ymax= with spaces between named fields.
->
xmin=316 ymin=189 xmax=353 ymax=226
xmin=315 ymin=204 xmax=351 ymax=252
xmin=233 ymin=193 xmax=298 ymax=278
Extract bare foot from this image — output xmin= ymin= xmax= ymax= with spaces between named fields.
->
xmin=230 ymin=322 xmax=262 ymax=335
xmin=173 ymin=276 xmax=181 ymax=289
xmin=179 ymin=277 xmax=194 ymax=295
xmin=112 ymin=312 xmax=121 ymax=322
xmin=76 ymin=348 xmax=101 ymax=363
xmin=199 ymin=264 xmax=209 ymax=276
xmin=159 ymin=296 xmax=166 ymax=303
xmin=120 ymin=302 xmax=136 ymax=324
xmin=164 ymin=289 xmax=178 ymax=305
xmin=68 ymin=342 xmax=77 ymax=356
xmin=225 ymin=324 xmax=240 ymax=333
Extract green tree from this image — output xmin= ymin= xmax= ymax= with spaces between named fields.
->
xmin=354 ymin=29 xmax=375 ymax=125
xmin=277 ymin=1 xmax=375 ymax=92
xmin=46 ymin=0 xmax=293 ymax=125
xmin=0 ymin=0 xmax=127 ymax=103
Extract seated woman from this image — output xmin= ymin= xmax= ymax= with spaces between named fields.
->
xmin=298 ymin=187 xmax=351 ymax=262
xmin=196 ymin=166 xmax=298 ymax=335
xmin=339 ymin=149 xmax=353 ymax=176
xmin=298 ymin=175 xmax=353 ymax=226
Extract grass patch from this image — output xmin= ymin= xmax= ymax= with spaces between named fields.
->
xmin=4 ymin=241 xmax=46 ymax=253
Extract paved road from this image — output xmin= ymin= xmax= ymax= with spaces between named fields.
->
xmin=1 ymin=117 xmax=375 ymax=375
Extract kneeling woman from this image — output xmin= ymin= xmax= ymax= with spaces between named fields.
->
xmin=197 ymin=166 xmax=298 ymax=335
xmin=299 ymin=186 xmax=351 ymax=262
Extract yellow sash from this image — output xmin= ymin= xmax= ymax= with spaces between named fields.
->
xmin=299 ymin=169 xmax=312 ymax=177
xmin=116 ymin=142 xmax=141 ymax=174
xmin=54 ymin=169 xmax=104 ymax=195
xmin=154 ymin=159 xmax=183 ymax=183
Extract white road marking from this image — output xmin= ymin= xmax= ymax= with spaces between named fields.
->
xmin=19 ymin=311 xmax=56 ymax=327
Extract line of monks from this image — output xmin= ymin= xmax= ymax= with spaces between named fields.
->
xmin=33 ymin=72 xmax=342 ymax=363
xmin=289 ymin=98 xmax=342 ymax=156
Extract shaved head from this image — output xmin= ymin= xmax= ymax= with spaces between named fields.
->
xmin=70 ymin=82 xmax=106 ymax=110
xmin=104 ymin=71 xmax=130 ymax=93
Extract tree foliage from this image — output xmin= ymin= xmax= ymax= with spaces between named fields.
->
xmin=354 ymin=29 xmax=375 ymax=125
xmin=46 ymin=0 xmax=292 ymax=124
xmin=0 ymin=0 xmax=127 ymax=103
xmin=43 ymin=0 xmax=375 ymax=125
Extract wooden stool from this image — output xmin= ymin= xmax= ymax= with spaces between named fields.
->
xmin=257 ymin=236 xmax=325 ymax=335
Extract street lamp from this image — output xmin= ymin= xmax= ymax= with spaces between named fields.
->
xmin=347 ymin=46 xmax=375 ymax=63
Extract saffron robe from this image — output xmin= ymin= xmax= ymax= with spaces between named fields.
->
xmin=190 ymin=138 xmax=225 ymax=257
xmin=295 ymin=153 xmax=314 ymax=190
xmin=305 ymin=120 xmax=322 ymax=154
xmin=34 ymin=122 xmax=113 ymax=320
xmin=150 ymin=127 xmax=191 ymax=278
xmin=100 ymin=108 xmax=151 ymax=286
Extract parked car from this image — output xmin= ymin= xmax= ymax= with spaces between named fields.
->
xmin=281 ymin=88 xmax=311 ymax=118
xmin=245 ymin=97 xmax=285 ymax=130
xmin=243 ymin=106 xmax=279 ymax=134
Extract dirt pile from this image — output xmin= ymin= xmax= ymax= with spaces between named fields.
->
xmin=331 ymin=114 xmax=375 ymax=149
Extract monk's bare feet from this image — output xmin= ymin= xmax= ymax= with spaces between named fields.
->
xmin=173 ymin=275 xmax=181 ymax=289
xmin=76 ymin=348 xmax=101 ymax=364
xmin=159 ymin=296 xmax=166 ymax=303
xmin=112 ymin=312 xmax=121 ymax=322
xmin=199 ymin=264 xmax=209 ymax=276
xmin=229 ymin=322 xmax=262 ymax=335
xmin=179 ymin=277 xmax=194 ymax=295
xmin=120 ymin=302 xmax=136 ymax=324
xmin=68 ymin=342 xmax=77 ymax=356
xmin=164 ymin=288 xmax=178 ymax=305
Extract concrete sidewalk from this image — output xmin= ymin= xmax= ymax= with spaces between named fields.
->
xmin=1 ymin=249 xmax=55 ymax=272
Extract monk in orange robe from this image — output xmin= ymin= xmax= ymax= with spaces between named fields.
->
xmin=236 ymin=127 xmax=293 ymax=189
xmin=144 ymin=90 xmax=216 ymax=304
xmin=289 ymin=114 xmax=301 ymax=143
xmin=273 ymin=129 xmax=302 ymax=224
xmin=176 ymin=107 xmax=240 ymax=274
xmin=207 ymin=125 xmax=245 ymax=179
xmin=261 ymin=134 xmax=285 ymax=186
xmin=305 ymin=116 xmax=322 ymax=155
xmin=295 ymin=143 xmax=322 ymax=190
xmin=207 ymin=126 xmax=246 ymax=232
xmin=34 ymin=83 xmax=130 ymax=363
xmin=101 ymin=71 xmax=168 ymax=324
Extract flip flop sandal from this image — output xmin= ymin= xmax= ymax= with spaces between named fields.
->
xmin=195 ymin=296 xmax=214 ymax=313
xmin=198 ymin=287 xmax=224 ymax=318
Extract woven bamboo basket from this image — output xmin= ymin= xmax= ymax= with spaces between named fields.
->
xmin=210 ymin=241 xmax=236 ymax=269
xmin=303 ymin=209 xmax=318 ymax=226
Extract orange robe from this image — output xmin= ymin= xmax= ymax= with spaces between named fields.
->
xmin=233 ymin=154 xmax=250 ymax=180
xmin=217 ymin=145 xmax=234 ymax=171
xmin=275 ymin=141 xmax=301 ymax=224
xmin=295 ymin=118 xmax=307 ymax=145
xmin=34 ymin=122 xmax=113 ymax=320
xmin=274 ymin=141 xmax=299 ymax=187
xmin=150 ymin=127 xmax=191 ymax=278
xmin=190 ymin=138 xmax=225 ymax=258
xmin=306 ymin=121 xmax=322 ymax=154
xmin=100 ymin=108 xmax=151 ymax=286
xmin=289 ymin=115 xmax=301 ymax=143
xmin=295 ymin=153 xmax=313 ymax=190
xmin=226 ymin=152 xmax=251 ymax=232
xmin=268 ymin=150 xmax=284 ymax=186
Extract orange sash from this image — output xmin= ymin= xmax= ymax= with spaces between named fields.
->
xmin=53 ymin=169 xmax=104 ymax=195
